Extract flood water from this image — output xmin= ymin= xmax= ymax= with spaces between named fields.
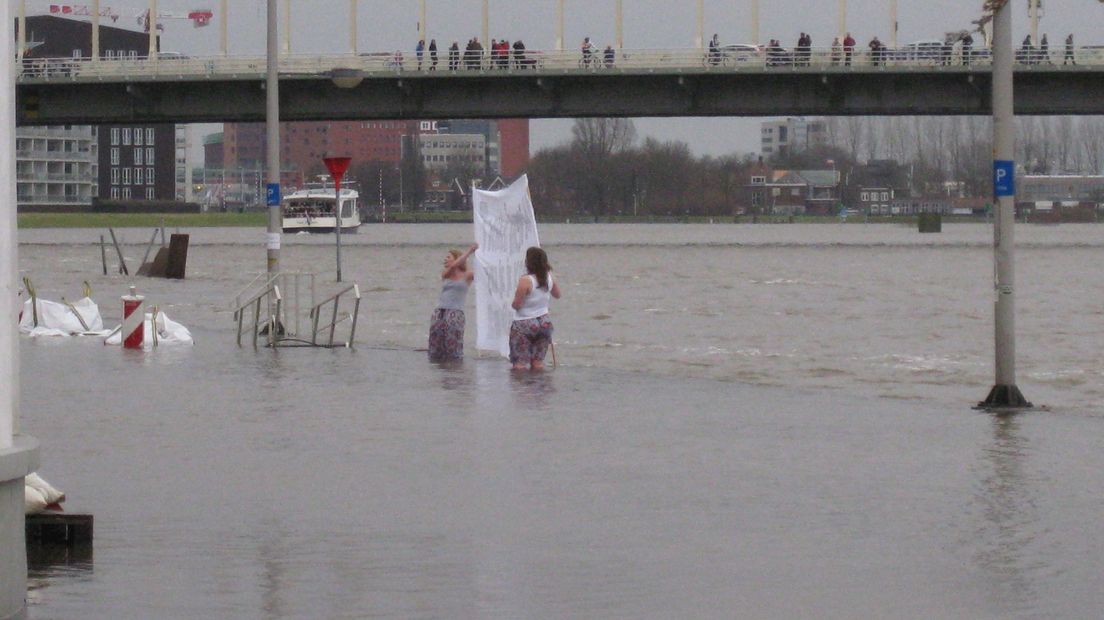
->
xmin=17 ymin=223 xmax=1104 ymax=619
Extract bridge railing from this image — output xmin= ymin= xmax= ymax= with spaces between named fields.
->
xmin=17 ymin=45 xmax=1104 ymax=83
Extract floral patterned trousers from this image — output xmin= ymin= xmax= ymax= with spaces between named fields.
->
xmin=428 ymin=308 xmax=465 ymax=362
xmin=509 ymin=314 xmax=554 ymax=365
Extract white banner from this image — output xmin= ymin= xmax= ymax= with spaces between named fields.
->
xmin=472 ymin=175 xmax=540 ymax=357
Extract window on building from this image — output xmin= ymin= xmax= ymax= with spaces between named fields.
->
xmin=111 ymin=187 xmax=120 ymax=199
xmin=134 ymin=149 xmax=143 ymax=165
xmin=135 ymin=168 xmax=143 ymax=185
xmin=110 ymin=148 xmax=120 ymax=165
xmin=147 ymin=128 xmax=155 ymax=144
xmin=111 ymin=168 xmax=119 ymax=184
xmin=111 ymin=128 xmax=120 ymax=145
xmin=881 ymin=191 xmax=889 ymax=201
xmin=122 ymin=128 xmax=131 ymax=145
xmin=122 ymin=187 xmax=131 ymax=199
xmin=134 ymin=129 xmax=143 ymax=146
xmin=861 ymin=192 xmax=869 ymax=201
xmin=122 ymin=168 xmax=130 ymax=185
xmin=146 ymin=187 xmax=156 ymax=200
xmin=146 ymin=147 xmax=154 ymax=163
xmin=147 ymin=168 xmax=154 ymax=184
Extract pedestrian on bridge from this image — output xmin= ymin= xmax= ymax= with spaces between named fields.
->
xmin=416 ymin=39 xmax=425 ymax=70
xmin=843 ymin=33 xmax=856 ymax=66
xmin=1039 ymin=34 xmax=1050 ymax=64
xmin=449 ymin=41 xmax=460 ymax=70
xmin=831 ymin=37 xmax=842 ymax=66
xmin=429 ymin=39 xmax=438 ymax=70
xmin=1064 ymin=33 xmax=1075 ymax=65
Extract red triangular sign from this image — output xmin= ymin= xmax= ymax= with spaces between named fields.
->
xmin=323 ymin=157 xmax=352 ymax=182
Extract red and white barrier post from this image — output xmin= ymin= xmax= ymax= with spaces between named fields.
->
xmin=121 ymin=286 xmax=145 ymax=349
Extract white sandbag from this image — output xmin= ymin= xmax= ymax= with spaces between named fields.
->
xmin=105 ymin=311 xmax=193 ymax=346
xmin=25 ymin=485 xmax=48 ymax=515
xmin=19 ymin=297 xmax=105 ymax=336
xmin=25 ymin=472 xmax=65 ymax=505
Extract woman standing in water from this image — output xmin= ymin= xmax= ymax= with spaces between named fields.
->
xmin=509 ymin=247 xmax=562 ymax=371
xmin=428 ymin=243 xmax=478 ymax=362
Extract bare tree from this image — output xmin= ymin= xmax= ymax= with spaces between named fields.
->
xmin=571 ymin=118 xmax=637 ymax=158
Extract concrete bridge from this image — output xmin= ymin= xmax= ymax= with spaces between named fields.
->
xmin=16 ymin=46 xmax=1104 ymax=125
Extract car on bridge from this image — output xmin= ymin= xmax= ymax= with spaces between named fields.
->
xmin=709 ymin=44 xmax=765 ymax=66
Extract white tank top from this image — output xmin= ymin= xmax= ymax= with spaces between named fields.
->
xmin=515 ymin=274 xmax=553 ymax=320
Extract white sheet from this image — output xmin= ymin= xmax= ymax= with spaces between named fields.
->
xmin=472 ymin=175 xmax=540 ymax=357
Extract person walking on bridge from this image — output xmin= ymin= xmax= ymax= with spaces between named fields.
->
xmin=1064 ymin=33 xmax=1075 ymax=65
xmin=429 ymin=39 xmax=438 ymax=70
xmin=843 ymin=32 xmax=856 ymax=66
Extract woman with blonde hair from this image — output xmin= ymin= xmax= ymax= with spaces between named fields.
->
xmin=428 ymin=243 xmax=478 ymax=362
xmin=509 ymin=247 xmax=562 ymax=371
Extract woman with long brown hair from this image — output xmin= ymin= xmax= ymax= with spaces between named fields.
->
xmin=509 ymin=246 xmax=562 ymax=371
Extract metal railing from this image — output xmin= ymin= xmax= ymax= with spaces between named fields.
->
xmin=16 ymin=45 xmax=1104 ymax=83
xmin=308 ymin=284 xmax=361 ymax=349
xmin=230 ymin=271 xmax=316 ymax=338
xmin=233 ymin=283 xmax=282 ymax=349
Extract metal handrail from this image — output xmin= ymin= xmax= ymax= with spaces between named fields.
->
xmin=308 ymin=284 xmax=361 ymax=348
xmin=230 ymin=271 xmax=315 ymax=337
xmin=16 ymin=45 xmax=1104 ymax=83
xmin=232 ymin=284 xmax=282 ymax=349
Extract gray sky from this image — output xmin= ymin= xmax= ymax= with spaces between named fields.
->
xmin=67 ymin=0 xmax=1100 ymax=158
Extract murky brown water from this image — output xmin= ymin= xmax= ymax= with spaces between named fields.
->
xmin=18 ymin=223 xmax=1104 ymax=619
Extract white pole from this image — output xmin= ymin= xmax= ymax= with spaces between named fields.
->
xmin=556 ymin=0 xmax=564 ymax=51
xmin=2 ymin=0 xmax=19 ymax=446
xmin=615 ymin=0 xmax=623 ymax=49
xmin=220 ymin=0 xmax=228 ymax=55
xmin=419 ymin=0 xmax=427 ymax=46
xmin=980 ymin=0 xmax=1030 ymax=409
xmin=17 ymin=1 xmax=25 ymax=63
xmin=92 ymin=0 xmax=101 ymax=61
xmin=890 ymin=0 xmax=898 ymax=49
xmin=482 ymin=0 xmax=489 ymax=51
xmin=750 ymin=0 xmax=759 ymax=46
xmin=838 ymin=0 xmax=846 ymax=40
xmin=1029 ymin=0 xmax=1039 ymax=44
xmin=696 ymin=0 xmax=704 ymax=49
xmin=282 ymin=0 xmax=291 ymax=55
xmin=148 ymin=0 xmax=158 ymax=59
xmin=350 ymin=0 xmax=358 ymax=54
xmin=184 ymin=126 xmax=194 ymax=203
xmin=267 ymin=0 xmax=281 ymax=275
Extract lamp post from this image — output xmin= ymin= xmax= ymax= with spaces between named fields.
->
xmin=979 ymin=0 xmax=1031 ymax=409
xmin=266 ymin=0 xmax=281 ymax=276
xmin=556 ymin=0 xmax=564 ymax=51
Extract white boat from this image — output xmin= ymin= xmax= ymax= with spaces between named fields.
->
xmin=281 ymin=183 xmax=361 ymax=234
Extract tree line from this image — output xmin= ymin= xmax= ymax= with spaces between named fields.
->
xmin=526 ymin=116 xmax=1104 ymax=218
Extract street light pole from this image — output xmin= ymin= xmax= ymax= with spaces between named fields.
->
xmin=266 ymin=0 xmax=281 ymax=276
xmin=979 ymin=0 xmax=1031 ymax=409
xmin=696 ymin=0 xmax=704 ymax=49
xmin=750 ymin=0 xmax=760 ymax=46
xmin=556 ymin=0 xmax=564 ymax=51
xmin=890 ymin=0 xmax=898 ymax=49
xmin=838 ymin=0 xmax=847 ymax=40
xmin=615 ymin=0 xmax=623 ymax=50
xmin=349 ymin=0 xmax=357 ymax=54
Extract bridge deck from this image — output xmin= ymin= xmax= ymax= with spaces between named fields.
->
xmin=16 ymin=47 xmax=1104 ymax=124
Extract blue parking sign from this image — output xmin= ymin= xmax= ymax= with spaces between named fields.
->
xmin=266 ymin=183 xmax=280 ymax=206
xmin=993 ymin=160 xmax=1015 ymax=197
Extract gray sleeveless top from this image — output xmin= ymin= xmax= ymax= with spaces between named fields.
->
xmin=436 ymin=279 xmax=469 ymax=311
